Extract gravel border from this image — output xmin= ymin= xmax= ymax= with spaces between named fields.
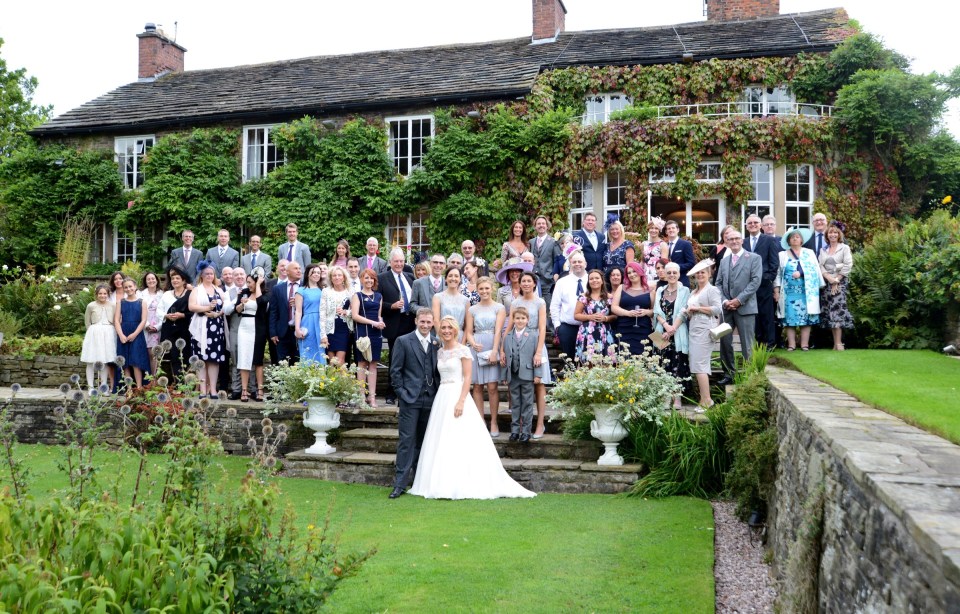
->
xmin=712 ymin=500 xmax=776 ymax=613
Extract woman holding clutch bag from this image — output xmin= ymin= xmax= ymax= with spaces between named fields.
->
xmin=464 ymin=276 xmax=505 ymax=436
xmin=683 ymin=259 xmax=723 ymax=409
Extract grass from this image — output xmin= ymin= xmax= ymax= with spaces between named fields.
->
xmin=9 ymin=444 xmax=716 ymax=613
xmin=775 ymin=349 xmax=960 ymax=445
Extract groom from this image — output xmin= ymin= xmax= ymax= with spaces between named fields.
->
xmin=388 ymin=308 xmax=440 ymax=499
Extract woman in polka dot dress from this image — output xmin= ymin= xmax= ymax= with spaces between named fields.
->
xmin=188 ymin=261 xmax=234 ymax=398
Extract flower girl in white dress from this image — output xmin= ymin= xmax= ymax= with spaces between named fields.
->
xmin=409 ymin=316 xmax=535 ymax=500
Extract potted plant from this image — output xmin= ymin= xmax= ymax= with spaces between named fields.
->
xmin=548 ymin=343 xmax=682 ymax=465
xmin=265 ymin=359 xmax=367 ymax=455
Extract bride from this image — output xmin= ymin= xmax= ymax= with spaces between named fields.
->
xmin=409 ymin=316 xmax=535 ymax=500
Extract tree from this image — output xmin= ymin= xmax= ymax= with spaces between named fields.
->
xmin=0 ymin=38 xmax=51 ymax=158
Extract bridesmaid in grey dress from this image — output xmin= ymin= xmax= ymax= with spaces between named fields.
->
xmin=465 ymin=277 xmax=506 ymax=436
xmin=684 ymin=259 xmax=723 ymax=409
xmin=432 ymin=266 xmax=470 ymax=339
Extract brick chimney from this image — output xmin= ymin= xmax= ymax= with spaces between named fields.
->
xmin=532 ymin=0 xmax=566 ymax=44
xmin=137 ymin=23 xmax=186 ymax=80
xmin=705 ymin=0 xmax=779 ymax=21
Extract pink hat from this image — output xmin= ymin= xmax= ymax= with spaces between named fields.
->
xmin=563 ymin=243 xmax=582 ymax=260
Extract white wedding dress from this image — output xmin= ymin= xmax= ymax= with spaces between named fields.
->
xmin=409 ymin=345 xmax=536 ymax=500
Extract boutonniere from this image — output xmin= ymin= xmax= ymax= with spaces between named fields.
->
xmin=430 ymin=339 xmax=440 ymax=348
xmin=523 ymin=332 xmax=529 ymax=337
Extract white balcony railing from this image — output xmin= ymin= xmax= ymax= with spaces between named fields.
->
xmin=579 ymin=102 xmax=836 ymax=124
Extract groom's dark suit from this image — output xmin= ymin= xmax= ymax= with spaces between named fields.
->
xmin=389 ymin=330 xmax=440 ymax=491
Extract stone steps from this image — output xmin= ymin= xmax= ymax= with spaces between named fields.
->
xmin=283 ymin=450 xmax=641 ymax=494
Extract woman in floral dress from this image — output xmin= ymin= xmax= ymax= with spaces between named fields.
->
xmin=574 ymin=270 xmax=616 ymax=363
xmin=641 ymin=217 xmax=669 ymax=287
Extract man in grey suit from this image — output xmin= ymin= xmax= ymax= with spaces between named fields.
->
xmin=278 ymin=223 xmax=311 ymax=273
xmin=388 ymin=309 xmax=440 ymax=499
xmin=205 ymin=229 xmax=240 ymax=276
xmin=359 ymin=237 xmax=389 ymax=276
xmin=240 ymin=235 xmax=272 ymax=277
xmin=714 ymin=229 xmax=763 ymax=386
xmin=528 ymin=216 xmax=561 ymax=329
xmin=410 ymin=253 xmax=446 ymax=312
xmin=169 ymin=229 xmax=202 ymax=283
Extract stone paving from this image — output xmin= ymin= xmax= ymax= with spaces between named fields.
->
xmin=766 ymin=366 xmax=960 ymax=612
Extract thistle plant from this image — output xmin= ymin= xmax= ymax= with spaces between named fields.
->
xmin=0 ymin=387 xmax=30 ymax=501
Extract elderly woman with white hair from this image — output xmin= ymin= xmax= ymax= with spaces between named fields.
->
xmin=774 ymin=227 xmax=822 ymax=351
xmin=653 ymin=261 xmax=691 ymax=409
xmin=602 ymin=219 xmax=635 ymax=274
xmin=683 ymin=259 xmax=723 ymax=409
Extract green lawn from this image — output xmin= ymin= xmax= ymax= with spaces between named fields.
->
xmin=10 ymin=445 xmax=716 ymax=613
xmin=775 ymin=349 xmax=960 ymax=445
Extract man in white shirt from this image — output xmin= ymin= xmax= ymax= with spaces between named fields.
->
xmin=573 ymin=213 xmax=607 ymax=272
xmin=804 ymin=213 xmax=828 ymax=254
xmin=205 ymin=229 xmax=240 ymax=276
xmin=461 ymin=240 xmax=488 ymax=277
xmin=411 ymin=253 xmax=446 ymax=312
xmin=346 ymin=257 xmax=362 ymax=292
xmin=279 ymin=223 xmax=311 ymax=273
xmin=269 ymin=261 xmax=303 ymax=363
xmin=550 ymin=252 xmax=588 ymax=359
xmin=379 ymin=248 xmax=417 ymax=405
xmin=241 ymin=235 xmax=272 ymax=276
xmin=360 ymin=237 xmax=388 ymax=275
xmin=169 ymin=229 xmax=201 ymax=283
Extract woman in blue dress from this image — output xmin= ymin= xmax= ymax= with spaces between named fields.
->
xmin=775 ymin=228 xmax=822 ymax=351
xmin=464 ymin=276 xmax=505 ymax=436
xmin=114 ymin=277 xmax=150 ymax=389
xmin=611 ymin=261 xmax=654 ymax=356
xmin=351 ymin=269 xmax=385 ymax=406
xmin=602 ymin=220 xmax=635 ymax=274
xmin=295 ymin=264 xmax=327 ymax=364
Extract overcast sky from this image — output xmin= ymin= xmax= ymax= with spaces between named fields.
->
xmin=2 ymin=0 xmax=957 ymax=134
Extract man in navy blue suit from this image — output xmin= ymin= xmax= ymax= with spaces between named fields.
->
xmin=744 ymin=214 xmax=782 ymax=349
xmin=573 ymin=212 xmax=607 ymax=272
xmin=663 ymin=220 xmax=695 ymax=287
xmin=269 ymin=261 xmax=302 ymax=363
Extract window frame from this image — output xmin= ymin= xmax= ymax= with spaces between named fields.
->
xmin=746 ymin=161 xmax=774 ymax=222
xmin=386 ymin=115 xmax=434 ymax=177
xmin=603 ymin=171 xmax=629 ymax=220
xmin=114 ymin=135 xmax=155 ymax=190
xmin=242 ymin=125 xmax=285 ymax=182
xmin=741 ymin=85 xmax=796 ymax=117
xmin=785 ymin=163 xmax=815 ymax=229
xmin=385 ymin=209 xmax=430 ymax=256
xmin=695 ymin=161 xmax=723 ymax=183
xmin=568 ymin=174 xmax=595 ymax=230
xmin=583 ymin=92 xmax=632 ymax=125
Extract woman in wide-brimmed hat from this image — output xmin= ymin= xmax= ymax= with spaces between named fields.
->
xmin=774 ymin=227 xmax=822 ymax=351
xmin=683 ymin=258 xmax=723 ymax=409
xmin=495 ymin=257 xmax=533 ymax=311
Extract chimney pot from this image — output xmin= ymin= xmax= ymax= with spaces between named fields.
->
xmin=706 ymin=0 xmax=779 ymax=22
xmin=531 ymin=0 xmax=566 ymax=44
xmin=137 ymin=25 xmax=186 ymax=80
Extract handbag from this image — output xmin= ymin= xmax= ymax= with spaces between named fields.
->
xmin=355 ymin=292 xmax=373 ymax=362
xmin=476 ymin=350 xmax=494 ymax=366
xmin=709 ymin=322 xmax=733 ymax=341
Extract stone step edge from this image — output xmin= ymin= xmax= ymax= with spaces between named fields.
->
xmin=284 ymin=450 xmax=640 ymax=473
xmin=339 ymin=428 xmax=590 ymax=445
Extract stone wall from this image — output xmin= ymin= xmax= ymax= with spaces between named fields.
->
xmin=1 ymin=395 xmax=313 ymax=456
xmin=766 ymin=367 xmax=960 ymax=612
xmin=0 ymin=355 xmax=83 ymax=387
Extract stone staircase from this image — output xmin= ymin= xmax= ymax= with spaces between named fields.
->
xmin=284 ymin=400 xmax=643 ymax=494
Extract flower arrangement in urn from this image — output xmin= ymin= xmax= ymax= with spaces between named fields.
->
xmin=549 ymin=342 xmax=682 ymax=424
xmin=265 ymin=359 xmax=368 ymax=411
xmin=549 ymin=342 xmax=682 ymax=465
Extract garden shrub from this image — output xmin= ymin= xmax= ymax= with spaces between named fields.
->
xmin=0 ymin=266 xmax=85 ymax=338
xmin=849 ymin=209 xmax=960 ymax=348
xmin=723 ymin=369 xmax=777 ymax=518
xmin=0 ymin=335 xmax=84 ymax=358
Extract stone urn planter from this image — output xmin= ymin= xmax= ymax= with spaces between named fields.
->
xmin=590 ymin=404 xmax=628 ymax=466
xmin=302 ymin=397 xmax=340 ymax=455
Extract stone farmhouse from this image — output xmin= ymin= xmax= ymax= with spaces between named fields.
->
xmin=32 ymin=0 xmax=851 ymax=262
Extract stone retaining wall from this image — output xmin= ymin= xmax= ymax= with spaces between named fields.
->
xmin=766 ymin=366 xmax=960 ymax=612
xmin=0 ymin=354 xmax=83 ymax=387
xmin=1 ymin=395 xmax=313 ymax=456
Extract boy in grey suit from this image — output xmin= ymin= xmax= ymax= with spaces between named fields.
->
xmin=501 ymin=307 xmax=540 ymax=443
xmin=714 ymin=229 xmax=762 ymax=385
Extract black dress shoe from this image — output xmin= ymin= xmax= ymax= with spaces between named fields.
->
xmin=519 ymin=433 xmax=531 ymax=443
xmin=508 ymin=433 xmax=520 ymax=442
xmin=716 ymin=376 xmax=734 ymax=386
xmin=229 ymin=391 xmax=242 ymax=401
xmin=385 ymin=397 xmax=396 ymax=406
xmin=388 ymin=487 xmax=404 ymax=499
